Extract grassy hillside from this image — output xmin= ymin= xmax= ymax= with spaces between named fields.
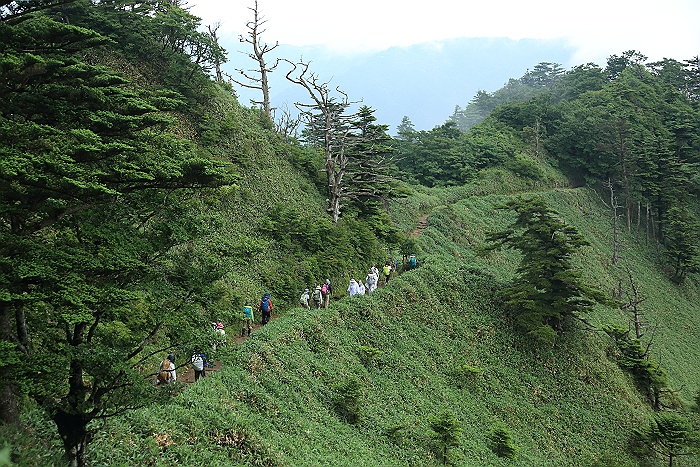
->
xmin=3 ymin=86 xmax=698 ymax=464
xmin=75 ymin=171 xmax=697 ymax=465
xmin=2 ymin=22 xmax=698 ymax=463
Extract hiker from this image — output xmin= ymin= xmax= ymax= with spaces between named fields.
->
xmin=259 ymin=293 xmax=272 ymax=325
xmin=366 ymin=268 xmax=378 ymax=294
xmin=300 ymin=288 xmax=310 ymax=309
xmin=157 ymin=353 xmax=176 ymax=385
xmin=191 ymin=349 xmax=205 ymax=381
xmin=358 ymin=281 xmax=366 ymax=296
xmin=311 ymin=285 xmax=322 ymax=309
xmin=409 ymin=254 xmax=417 ymax=270
xmin=382 ymin=261 xmax=393 ymax=284
xmin=348 ymin=278 xmax=360 ymax=297
xmin=370 ymin=264 xmax=379 ymax=277
xmin=212 ymin=320 xmax=225 ymax=336
xmin=322 ymin=279 xmax=332 ymax=308
xmin=242 ymin=300 xmax=254 ymax=336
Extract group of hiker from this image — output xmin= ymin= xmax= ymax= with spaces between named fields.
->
xmin=299 ymin=279 xmax=333 ymax=310
xmin=156 ymin=254 xmax=418 ymax=385
xmin=155 ymin=349 xmax=210 ymax=385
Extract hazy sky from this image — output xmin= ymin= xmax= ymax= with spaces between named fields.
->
xmin=189 ymin=0 xmax=700 ymax=65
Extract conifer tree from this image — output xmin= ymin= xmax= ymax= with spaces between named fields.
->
xmin=484 ymin=197 xmax=608 ymax=343
xmin=429 ymin=410 xmax=463 ymax=465
xmin=632 ymin=412 xmax=700 ymax=467
xmin=0 ymin=3 xmax=232 ymax=465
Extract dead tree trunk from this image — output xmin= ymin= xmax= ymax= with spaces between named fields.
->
xmin=207 ymin=22 xmax=223 ymax=82
xmin=604 ymin=179 xmax=622 ymax=267
xmin=284 ymin=59 xmax=354 ymax=222
xmin=229 ymin=0 xmax=279 ymax=119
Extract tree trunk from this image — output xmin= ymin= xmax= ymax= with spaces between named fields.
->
xmin=0 ymin=303 xmax=19 ymax=424
xmin=0 ymin=383 xmax=19 ymax=425
xmin=54 ymin=410 xmax=93 ymax=467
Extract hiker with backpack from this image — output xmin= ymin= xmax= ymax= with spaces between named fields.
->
xmin=382 ymin=261 xmax=393 ymax=285
xmin=191 ymin=349 xmax=206 ymax=381
xmin=300 ymin=288 xmax=310 ymax=309
xmin=322 ymin=279 xmax=332 ymax=308
xmin=156 ymin=353 xmax=176 ymax=385
xmin=358 ymin=281 xmax=366 ymax=296
xmin=242 ymin=300 xmax=254 ymax=336
xmin=259 ymin=293 xmax=272 ymax=325
xmin=311 ymin=285 xmax=322 ymax=309
xmin=409 ymin=254 xmax=417 ymax=270
xmin=366 ymin=268 xmax=378 ymax=294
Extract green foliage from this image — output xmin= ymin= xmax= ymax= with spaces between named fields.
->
xmin=357 ymin=345 xmax=380 ymax=368
xmin=603 ymin=325 xmax=670 ymax=409
xmin=483 ymin=197 xmax=609 ymax=343
xmin=488 ymin=423 xmax=518 ymax=459
xmin=0 ymin=446 xmax=9 ymax=467
xmin=384 ymin=422 xmax=409 ymax=444
xmin=331 ymin=376 xmax=364 ymax=425
xmin=428 ymin=409 xmax=463 ymax=465
xmin=395 ymin=120 xmax=519 ymax=187
xmin=505 ymin=154 xmax=545 ymax=180
xmin=632 ymin=412 xmax=700 ymax=466
xmin=662 ymin=205 xmax=700 ymax=283
xmin=450 ymin=364 xmax=484 ymax=390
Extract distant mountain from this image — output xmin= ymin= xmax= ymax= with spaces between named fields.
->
xmin=220 ymin=36 xmax=577 ymax=133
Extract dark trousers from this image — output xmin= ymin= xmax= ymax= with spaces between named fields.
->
xmin=262 ymin=310 xmax=271 ymax=324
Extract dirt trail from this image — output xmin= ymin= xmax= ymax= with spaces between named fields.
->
xmin=180 ymin=314 xmax=279 ymax=385
xmin=411 ymin=214 xmax=429 ymax=238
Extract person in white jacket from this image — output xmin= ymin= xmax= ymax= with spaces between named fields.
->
xmin=366 ymin=269 xmax=378 ymax=294
xmin=348 ymin=278 xmax=360 ymax=297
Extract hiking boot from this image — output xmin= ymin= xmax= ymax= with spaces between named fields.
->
xmin=241 ymin=329 xmax=246 ymax=337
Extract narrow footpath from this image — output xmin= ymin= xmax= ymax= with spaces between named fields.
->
xmin=181 ymin=214 xmax=432 ymax=385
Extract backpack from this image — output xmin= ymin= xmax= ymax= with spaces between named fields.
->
xmin=321 ymin=284 xmax=328 ymax=295
xmin=261 ymin=298 xmax=270 ymax=312
xmin=409 ymin=256 xmax=417 ymax=268
xmin=158 ymin=359 xmax=171 ymax=384
xmin=312 ymin=289 xmax=322 ymax=302
xmin=191 ymin=354 xmax=204 ymax=371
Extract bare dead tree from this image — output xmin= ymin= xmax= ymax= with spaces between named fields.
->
xmin=618 ymin=265 xmax=649 ymax=340
xmin=284 ymin=59 xmax=354 ymax=222
xmin=602 ymin=179 xmax=623 ymax=267
xmin=523 ymin=117 xmax=545 ymax=160
xmin=274 ymin=103 xmax=301 ymax=142
xmin=284 ymin=59 xmax=398 ymax=222
xmin=206 ymin=22 xmax=224 ymax=82
xmin=228 ymin=0 xmax=279 ymax=118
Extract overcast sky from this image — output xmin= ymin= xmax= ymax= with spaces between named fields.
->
xmin=189 ymin=0 xmax=700 ymax=66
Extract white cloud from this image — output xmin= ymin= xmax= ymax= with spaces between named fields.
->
xmin=190 ymin=0 xmax=700 ymax=65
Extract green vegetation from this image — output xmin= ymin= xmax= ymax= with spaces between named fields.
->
xmin=488 ymin=423 xmax=518 ymax=460
xmin=1 ymin=2 xmax=699 ymax=466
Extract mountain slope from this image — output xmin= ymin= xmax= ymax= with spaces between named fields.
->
xmin=83 ymin=170 xmax=699 ymax=466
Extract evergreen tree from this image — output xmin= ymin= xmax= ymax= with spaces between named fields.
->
xmin=428 ymin=410 xmax=463 ymax=465
xmin=632 ymin=412 xmax=700 ymax=467
xmin=0 ymin=3 xmax=232 ymax=465
xmin=662 ymin=205 xmax=700 ymax=283
xmin=484 ymin=197 xmax=608 ymax=343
